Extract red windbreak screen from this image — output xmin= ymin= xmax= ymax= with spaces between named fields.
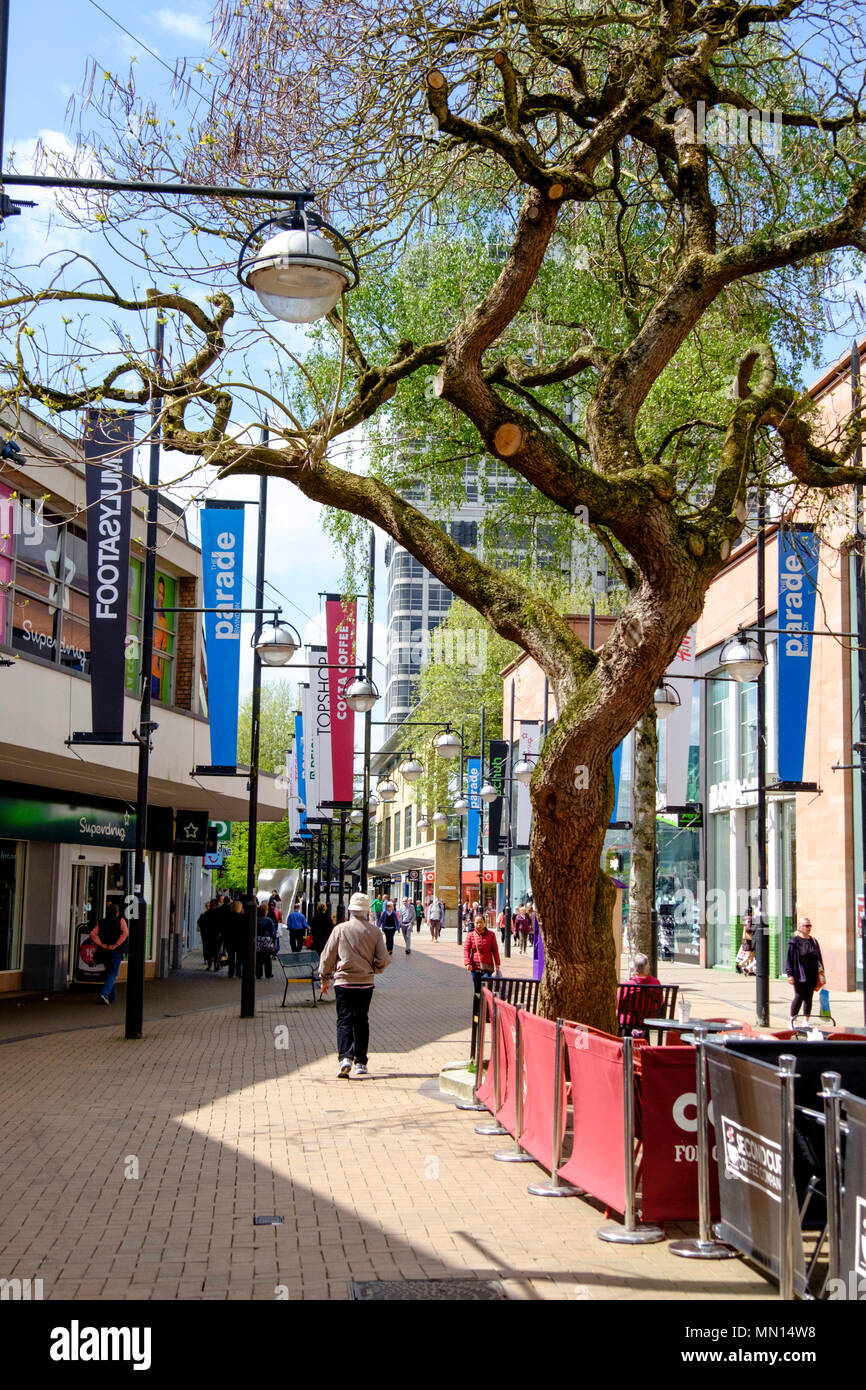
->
xmin=518 ymin=1010 xmax=560 ymax=1171
xmin=475 ymin=987 xmax=496 ymax=1111
xmin=559 ymin=1027 xmax=626 ymax=1213
xmin=640 ymin=1045 xmax=719 ymax=1223
xmin=494 ymin=997 xmax=518 ymax=1138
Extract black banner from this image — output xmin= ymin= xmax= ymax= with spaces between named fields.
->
xmin=840 ymin=1091 xmax=866 ymax=1299
xmin=84 ymin=410 xmax=135 ymax=737
xmin=706 ymin=1044 xmax=806 ymax=1294
xmin=487 ymin=739 xmax=508 ymax=855
xmin=174 ymin=810 xmax=209 ymax=856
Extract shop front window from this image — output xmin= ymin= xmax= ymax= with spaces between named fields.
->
xmin=0 ymin=839 xmax=25 ymax=971
xmin=709 ymin=678 xmax=732 ymax=788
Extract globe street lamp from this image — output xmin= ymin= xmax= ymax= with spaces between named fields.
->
xmin=433 ymin=729 xmax=462 ymax=760
xmin=653 ymin=681 xmax=681 ymax=719
xmin=512 ymin=759 xmax=534 ymax=785
xmin=237 ymin=195 xmax=359 ymax=324
xmin=398 ymin=756 xmax=424 ymax=784
xmin=719 ymin=634 xmax=765 ymax=683
xmin=345 ymin=673 xmax=379 ymax=713
xmin=253 ymin=619 xmax=301 ymax=666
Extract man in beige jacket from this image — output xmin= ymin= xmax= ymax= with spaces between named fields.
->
xmin=319 ymin=891 xmax=391 ymax=1078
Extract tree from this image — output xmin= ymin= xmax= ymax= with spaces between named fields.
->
xmin=237 ymin=679 xmax=297 ymax=774
xmin=4 ymin=1 xmax=866 ymax=1028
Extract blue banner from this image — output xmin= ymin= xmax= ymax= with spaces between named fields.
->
xmin=610 ymin=741 xmax=623 ymax=823
xmin=467 ymin=757 xmax=481 ymax=857
xmin=295 ymin=710 xmax=308 ymax=835
xmin=200 ymin=506 xmax=245 ymax=767
xmin=777 ymin=527 xmax=820 ymax=783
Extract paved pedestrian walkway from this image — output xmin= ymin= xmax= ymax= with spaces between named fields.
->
xmin=0 ymin=934 xmax=848 ymax=1302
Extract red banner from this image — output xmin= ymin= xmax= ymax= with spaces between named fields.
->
xmin=559 ymin=1027 xmax=626 ymax=1213
xmin=639 ymin=1045 xmax=720 ymax=1223
xmin=475 ymin=987 xmax=496 ymax=1111
xmin=518 ymin=1010 xmax=561 ymax=1171
xmin=325 ymin=598 xmax=356 ymax=802
xmin=494 ymin=998 xmax=518 ymax=1137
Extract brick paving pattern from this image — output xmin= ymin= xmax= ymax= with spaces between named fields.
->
xmin=0 ymin=932 xmax=843 ymax=1301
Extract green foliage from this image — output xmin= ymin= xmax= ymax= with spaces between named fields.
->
xmin=237 ymin=679 xmax=297 ymax=773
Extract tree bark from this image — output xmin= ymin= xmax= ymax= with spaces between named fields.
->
xmin=628 ymin=707 xmax=658 ymax=964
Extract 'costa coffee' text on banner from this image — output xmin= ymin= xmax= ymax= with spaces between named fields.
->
xmin=777 ymin=526 xmax=820 ymax=784
xmin=200 ymin=506 xmax=245 ymax=767
xmin=325 ymin=598 xmax=356 ymax=802
xmin=83 ymin=410 xmax=135 ymax=738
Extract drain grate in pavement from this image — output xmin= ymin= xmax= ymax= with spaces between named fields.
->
xmin=349 ymin=1279 xmax=508 ymax=1301
xmin=253 ymin=1215 xmax=284 ymax=1226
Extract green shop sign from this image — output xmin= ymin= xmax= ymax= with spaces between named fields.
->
xmin=0 ymin=785 xmax=136 ymax=848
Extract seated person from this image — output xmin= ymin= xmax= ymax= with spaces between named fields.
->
xmin=627 ymin=953 xmax=661 ymax=986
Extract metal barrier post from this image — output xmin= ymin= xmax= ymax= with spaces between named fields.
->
xmin=476 ymin=1000 xmax=509 ymax=1135
xmin=598 ymin=1035 xmax=664 ymax=1243
xmin=456 ymin=984 xmax=489 ymax=1111
xmin=528 ymin=1019 xmax=582 ymax=1196
xmin=670 ymin=1026 xmax=739 ymax=1259
xmin=779 ymin=1053 xmax=797 ymax=1300
xmin=494 ymin=1009 xmax=536 ymax=1162
xmin=819 ymin=1071 xmax=843 ymax=1289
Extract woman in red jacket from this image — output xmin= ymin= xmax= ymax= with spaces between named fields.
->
xmin=463 ymin=912 xmax=501 ymax=991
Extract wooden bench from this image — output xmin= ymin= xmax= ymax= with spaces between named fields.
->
xmin=616 ymin=982 xmax=679 ymax=1038
xmin=276 ymin=949 xmax=320 ymax=1007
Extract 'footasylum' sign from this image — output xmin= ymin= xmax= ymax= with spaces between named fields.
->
xmin=84 ymin=410 xmax=135 ymax=738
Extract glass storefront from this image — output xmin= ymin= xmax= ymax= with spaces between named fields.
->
xmin=0 ymin=839 xmax=25 ymax=971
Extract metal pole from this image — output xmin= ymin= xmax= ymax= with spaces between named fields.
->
xmin=670 ymin=1029 xmax=738 ymax=1257
xmin=315 ymin=830 xmax=323 ymax=905
xmin=779 ymin=1054 xmax=797 ymax=1300
xmin=820 ymin=1070 xmax=843 ymax=1288
xmin=475 ymin=999 xmax=508 ymax=1135
xmin=337 ymin=811 xmax=347 ymax=921
xmin=0 ymin=0 xmax=9 ymax=180
xmin=126 ymin=313 xmax=163 ymax=1041
xmin=504 ymin=679 xmax=515 ymax=959
xmin=325 ymin=817 xmax=333 ymax=916
xmin=851 ymin=344 xmax=866 ymax=1024
xmin=241 ymin=462 xmax=268 ymax=1019
xmin=359 ymin=527 xmax=375 ymax=893
xmin=458 ymin=721 xmax=464 ymax=945
xmin=599 ymin=1035 xmax=663 ymax=1239
xmin=543 ymin=676 xmax=549 ymax=740
xmin=494 ymin=1008 xmax=536 ymax=1162
xmin=756 ymin=489 xmax=769 ymax=1026
xmin=479 ymin=704 xmax=485 ymax=915
xmin=528 ymin=1019 xmax=581 ymax=1196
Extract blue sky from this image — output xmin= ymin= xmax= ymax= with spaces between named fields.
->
xmin=2 ymin=1 xmax=389 ymax=711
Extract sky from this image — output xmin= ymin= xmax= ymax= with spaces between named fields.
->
xmin=1 ymin=0 xmax=389 ymax=724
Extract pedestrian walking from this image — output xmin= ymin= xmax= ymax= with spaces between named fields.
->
xmin=398 ymin=895 xmax=415 ymax=954
xmin=255 ymin=900 xmax=279 ymax=979
xmin=310 ymin=901 xmax=333 ymax=957
xmin=513 ymin=902 xmax=532 ymax=953
xmin=485 ymin=901 xmax=496 ymax=934
xmin=463 ymin=911 xmax=501 ymax=992
xmin=379 ymin=898 xmax=399 ymax=955
xmin=89 ymin=902 xmax=129 ymax=1004
xmin=198 ymin=900 xmax=221 ymax=971
xmin=225 ymin=899 xmax=246 ymax=978
xmin=786 ymin=917 xmax=825 ymax=1025
xmin=284 ymin=901 xmax=308 ymax=953
xmin=371 ymin=893 xmax=383 ymax=922
xmin=427 ymin=896 xmax=443 ymax=941
xmin=319 ymin=892 xmax=390 ymax=1078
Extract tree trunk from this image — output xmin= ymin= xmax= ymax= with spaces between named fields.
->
xmin=628 ymin=706 xmax=658 ymax=965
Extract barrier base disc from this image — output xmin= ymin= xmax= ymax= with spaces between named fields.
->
xmin=668 ymin=1238 xmax=740 ymax=1260
xmin=527 ymin=1180 xmax=583 ymax=1197
xmin=493 ymin=1148 xmax=536 ymax=1163
xmin=597 ymin=1221 xmax=664 ymax=1244
xmin=475 ymin=1121 xmax=509 ymax=1136
xmin=455 ymin=1101 xmax=487 ymax=1111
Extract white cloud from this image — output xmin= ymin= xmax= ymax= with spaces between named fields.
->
xmin=151 ymin=9 xmax=211 ymax=44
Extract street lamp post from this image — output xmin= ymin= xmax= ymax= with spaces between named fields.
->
xmin=126 ymin=313 xmax=163 ymax=1041
xmin=241 ymin=463 xmax=269 ymax=1021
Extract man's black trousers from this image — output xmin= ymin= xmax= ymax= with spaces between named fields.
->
xmin=334 ymin=985 xmax=374 ymax=1065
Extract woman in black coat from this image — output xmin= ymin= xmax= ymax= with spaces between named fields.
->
xmin=786 ymin=917 xmax=824 ymax=1025
xmin=310 ymin=901 xmax=333 ymax=957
